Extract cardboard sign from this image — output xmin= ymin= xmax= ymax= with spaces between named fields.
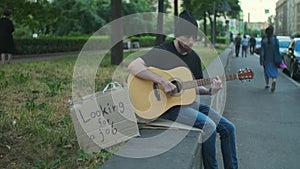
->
xmin=69 ymin=85 xmax=140 ymax=153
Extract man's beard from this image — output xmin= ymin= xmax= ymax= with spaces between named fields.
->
xmin=177 ymin=40 xmax=192 ymax=54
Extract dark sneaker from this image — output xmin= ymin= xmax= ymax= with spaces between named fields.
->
xmin=265 ymin=85 xmax=270 ymax=89
xmin=271 ymin=82 xmax=276 ymax=92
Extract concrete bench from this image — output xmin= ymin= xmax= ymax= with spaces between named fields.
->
xmin=131 ymin=41 xmax=140 ymax=48
xmin=123 ymin=40 xmax=140 ymax=49
xmin=100 ymin=128 xmax=203 ymax=169
xmin=123 ymin=40 xmax=131 ymax=49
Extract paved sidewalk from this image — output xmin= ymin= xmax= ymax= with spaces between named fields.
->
xmin=220 ymin=47 xmax=300 ymax=169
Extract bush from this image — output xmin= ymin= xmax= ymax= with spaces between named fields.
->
xmin=216 ymin=36 xmax=226 ymax=44
xmin=14 ymin=35 xmax=171 ymax=55
xmin=129 ymin=35 xmax=156 ymax=47
xmin=14 ymin=36 xmax=110 ymax=55
xmin=204 ymin=36 xmax=227 ymax=44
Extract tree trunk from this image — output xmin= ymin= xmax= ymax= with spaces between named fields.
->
xmin=208 ymin=15 xmax=213 ymax=43
xmin=184 ymin=0 xmax=191 ymax=10
xmin=174 ymin=0 xmax=178 ymax=35
xmin=110 ymin=0 xmax=123 ymax=65
xmin=203 ymin=12 xmax=208 ymax=47
xmin=212 ymin=1 xmax=216 ymax=45
xmin=156 ymin=0 xmax=165 ymax=45
xmin=174 ymin=0 xmax=178 ymax=16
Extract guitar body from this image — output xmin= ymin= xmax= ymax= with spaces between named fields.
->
xmin=127 ymin=66 xmax=254 ymax=120
xmin=127 ymin=67 xmax=196 ymax=120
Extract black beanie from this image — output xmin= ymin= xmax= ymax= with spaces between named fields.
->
xmin=3 ymin=9 xmax=11 ymax=17
xmin=175 ymin=10 xmax=198 ymax=38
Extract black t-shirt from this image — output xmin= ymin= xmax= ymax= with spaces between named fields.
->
xmin=0 ymin=17 xmax=14 ymax=36
xmin=249 ymin=37 xmax=256 ymax=45
xmin=140 ymin=41 xmax=203 ymax=79
xmin=0 ymin=17 xmax=15 ymax=53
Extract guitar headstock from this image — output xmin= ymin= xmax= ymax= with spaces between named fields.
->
xmin=237 ymin=68 xmax=254 ymax=80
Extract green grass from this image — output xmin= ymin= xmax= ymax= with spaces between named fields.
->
xmin=0 ymin=55 xmax=116 ymax=169
xmin=0 ymin=44 xmax=225 ymax=169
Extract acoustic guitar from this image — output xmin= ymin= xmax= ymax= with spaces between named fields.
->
xmin=127 ymin=66 xmax=254 ymax=120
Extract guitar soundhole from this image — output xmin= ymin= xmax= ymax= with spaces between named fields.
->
xmin=171 ymin=79 xmax=182 ymax=93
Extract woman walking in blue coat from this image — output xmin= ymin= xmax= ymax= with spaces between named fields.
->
xmin=260 ymin=26 xmax=280 ymax=92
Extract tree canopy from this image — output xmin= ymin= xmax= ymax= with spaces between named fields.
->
xmin=0 ymin=0 xmax=241 ymax=37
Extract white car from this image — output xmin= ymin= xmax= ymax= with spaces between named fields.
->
xmin=277 ymin=36 xmax=292 ymax=56
xmin=254 ymin=37 xmax=261 ymax=54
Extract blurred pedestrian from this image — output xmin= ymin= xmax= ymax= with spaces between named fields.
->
xmin=260 ymin=26 xmax=280 ymax=92
xmin=0 ymin=9 xmax=15 ymax=64
xmin=249 ymin=35 xmax=256 ymax=55
xmin=230 ymin=32 xmax=233 ymax=43
xmin=234 ymin=33 xmax=241 ymax=57
xmin=241 ymin=35 xmax=249 ymax=58
xmin=234 ymin=33 xmax=242 ymax=57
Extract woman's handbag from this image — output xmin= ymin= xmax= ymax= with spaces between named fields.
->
xmin=279 ymin=60 xmax=287 ymax=69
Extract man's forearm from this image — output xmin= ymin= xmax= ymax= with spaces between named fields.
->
xmin=134 ymin=69 xmax=165 ymax=84
xmin=197 ymin=86 xmax=211 ymax=95
xmin=128 ymin=58 xmax=165 ymax=84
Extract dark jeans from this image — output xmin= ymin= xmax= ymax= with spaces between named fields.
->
xmin=250 ymin=45 xmax=255 ymax=54
xmin=235 ymin=45 xmax=240 ymax=57
xmin=242 ymin=46 xmax=248 ymax=57
xmin=161 ymin=102 xmax=238 ymax=169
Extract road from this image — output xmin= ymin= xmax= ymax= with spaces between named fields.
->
xmin=218 ymin=48 xmax=300 ymax=169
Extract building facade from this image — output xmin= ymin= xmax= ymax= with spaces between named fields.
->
xmin=276 ymin=0 xmax=300 ymax=36
xmin=275 ymin=0 xmax=288 ymax=35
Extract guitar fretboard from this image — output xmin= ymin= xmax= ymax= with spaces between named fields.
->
xmin=182 ymin=74 xmax=238 ymax=90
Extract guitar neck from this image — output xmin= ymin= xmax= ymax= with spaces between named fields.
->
xmin=182 ymin=74 xmax=238 ymax=90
